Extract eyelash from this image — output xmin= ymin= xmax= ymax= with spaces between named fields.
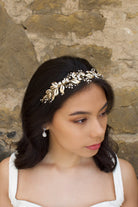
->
xmin=99 ymin=110 xmax=107 ymax=117
xmin=73 ymin=118 xmax=87 ymax=124
xmin=73 ymin=110 xmax=107 ymax=124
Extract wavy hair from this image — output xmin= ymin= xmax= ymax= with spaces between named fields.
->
xmin=15 ymin=56 xmax=117 ymax=172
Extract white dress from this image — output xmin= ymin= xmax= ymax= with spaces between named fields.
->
xmin=9 ymin=153 xmax=124 ymax=207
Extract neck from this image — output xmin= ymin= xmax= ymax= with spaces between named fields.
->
xmin=43 ymin=139 xmax=92 ymax=170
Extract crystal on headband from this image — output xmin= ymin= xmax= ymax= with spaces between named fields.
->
xmin=40 ymin=68 xmax=103 ymax=104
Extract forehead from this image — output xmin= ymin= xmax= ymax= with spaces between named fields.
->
xmin=59 ymin=84 xmax=107 ymax=113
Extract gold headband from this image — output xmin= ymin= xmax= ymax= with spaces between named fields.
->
xmin=40 ymin=68 xmax=103 ymax=104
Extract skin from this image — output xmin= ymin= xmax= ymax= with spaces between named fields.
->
xmin=0 ymin=84 xmax=137 ymax=207
xmin=45 ymin=84 xmax=108 ymax=168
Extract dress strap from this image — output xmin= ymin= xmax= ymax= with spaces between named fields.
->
xmin=113 ymin=156 xmax=124 ymax=204
xmin=9 ymin=152 xmax=18 ymax=206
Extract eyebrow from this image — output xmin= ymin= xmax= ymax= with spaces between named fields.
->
xmin=99 ymin=102 xmax=108 ymax=112
xmin=69 ymin=102 xmax=108 ymax=116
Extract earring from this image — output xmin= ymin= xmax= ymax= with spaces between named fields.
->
xmin=42 ymin=128 xmax=47 ymax=137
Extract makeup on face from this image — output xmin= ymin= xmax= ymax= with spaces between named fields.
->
xmin=85 ymin=143 xmax=101 ymax=150
xmin=68 ymin=102 xmax=108 ymax=127
xmin=47 ymin=84 xmax=108 ymax=161
xmin=69 ymin=102 xmax=108 ymax=117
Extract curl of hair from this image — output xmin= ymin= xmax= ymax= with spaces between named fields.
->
xmin=15 ymin=56 xmax=117 ymax=172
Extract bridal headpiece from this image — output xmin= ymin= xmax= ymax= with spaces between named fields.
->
xmin=40 ymin=68 xmax=103 ymax=104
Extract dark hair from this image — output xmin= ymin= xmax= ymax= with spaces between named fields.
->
xmin=15 ymin=56 xmax=117 ymax=172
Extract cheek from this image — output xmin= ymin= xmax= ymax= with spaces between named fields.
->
xmin=52 ymin=117 xmax=79 ymax=136
xmin=50 ymin=121 xmax=82 ymax=147
xmin=104 ymin=117 xmax=108 ymax=127
xmin=102 ymin=117 xmax=108 ymax=134
xmin=101 ymin=115 xmax=108 ymax=125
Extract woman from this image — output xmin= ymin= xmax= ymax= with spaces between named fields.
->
xmin=0 ymin=56 xmax=137 ymax=207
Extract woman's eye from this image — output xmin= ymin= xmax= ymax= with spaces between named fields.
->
xmin=74 ymin=118 xmax=87 ymax=124
xmin=99 ymin=111 xmax=107 ymax=117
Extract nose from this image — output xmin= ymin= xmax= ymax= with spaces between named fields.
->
xmin=89 ymin=118 xmax=105 ymax=139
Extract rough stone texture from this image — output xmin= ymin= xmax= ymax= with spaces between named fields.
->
xmin=0 ymin=0 xmax=137 ymax=177
xmin=0 ymin=4 xmax=38 ymax=89
xmin=109 ymin=87 xmax=138 ymax=134
xmin=0 ymin=141 xmax=11 ymax=162
xmin=1 ymin=0 xmax=32 ymax=24
xmin=30 ymin=0 xmax=66 ymax=14
xmin=0 ymin=0 xmax=38 ymax=159
xmin=53 ymin=44 xmax=112 ymax=72
xmin=0 ymin=88 xmax=24 ymax=112
xmin=0 ymin=128 xmax=21 ymax=161
xmin=79 ymin=0 xmax=122 ymax=9
xmin=0 ymin=107 xmax=20 ymax=129
xmin=126 ymin=12 xmax=138 ymax=19
xmin=24 ymin=11 xmax=105 ymax=38
xmin=118 ymin=141 xmax=138 ymax=177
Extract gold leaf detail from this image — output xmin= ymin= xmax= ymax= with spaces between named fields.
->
xmin=60 ymin=84 xmax=65 ymax=95
xmin=51 ymin=82 xmax=58 ymax=88
xmin=71 ymin=72 xmax=76 ymax=78
xmin=47 ymin=92 xmax=52 ymax=99
xmin=71 ymin=79 xmax=80 ymax=84
xmin=40 ymin=68 xmax=103 ymax=103
xmin=54 ymin=88 xmax=59 ymax=96
xmin=86 ymin=74 xmax=94 ymax=79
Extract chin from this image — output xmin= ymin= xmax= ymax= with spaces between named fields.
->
xmin=81 ymin=151 xmax=98 ymax=158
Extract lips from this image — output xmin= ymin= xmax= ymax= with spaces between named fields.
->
xmin=86 ymin=143 xmax=101 ymax=150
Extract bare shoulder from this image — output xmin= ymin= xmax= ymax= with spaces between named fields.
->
xmin=0 ymin=157 xmax=10 ymax=186
xmin=0 ymin=156 xmax=14 ymax=206
xmin=118 ymin=158 xmax=138 ymax=206
xmin=0 ymin=157 xmax=10 ymax=173
xmin=119 ymin=158 xmax=137 ymax=181
xmin=119 ymin=158 xmax=136 ymax=174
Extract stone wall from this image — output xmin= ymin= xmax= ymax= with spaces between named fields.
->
xmin=0 ymin=0 xmax=137 ymax=176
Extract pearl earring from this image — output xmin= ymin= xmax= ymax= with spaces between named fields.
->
xmin=42 ymin=128 xmax=47 ymax=137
